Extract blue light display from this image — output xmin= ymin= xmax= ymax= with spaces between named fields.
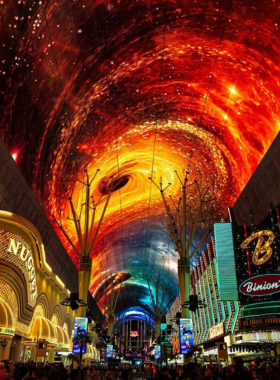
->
xmin=72 ymin=317 xmax=88 ymax=355
xmin=107 ymin=344 xmax=113 ymax=359
xmin=179 ymin=318 xmax=193 ymax=354
xmin=154 ymin=345 xmax=161 ymax=361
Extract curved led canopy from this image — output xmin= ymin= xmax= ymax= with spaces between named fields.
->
xmin=0 ymin=0 xmax=279 ymax=320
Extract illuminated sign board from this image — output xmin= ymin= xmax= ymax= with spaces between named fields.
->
xmin=214 ymin=223 xmax=238 ymax=301
xmin=171 ymin=336 xmax=180 ymax=355
xmin=240 ymin=230 xmax=274 ymax=265
xmin=209 ymin=322 xmax=224 ymax=340
xmin=0 ymin=229 xmax=37 ymax=305
xmin=240 ymin=274 xmax=280 ymax=296
xmin=239 ymin=316 xmax=280 ymax=329
xmin=154 ymin=345 xmax=161 ymax=361
xmin=72 ymin=317 xmax=88 ymax=354
xmin=130 ymin=331 xmax=139 ymax=337
xmin=179 ymin=319 xmax=193 ymax=354
xmin=215 ymin=214 xmax=280 ymax=311
xmin=234 ymin=223 xmax=280 ymax=306
xmin=106 ymin=344 xmax=113 ymax=358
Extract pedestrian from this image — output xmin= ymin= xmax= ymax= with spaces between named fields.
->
xmin=0 ymin=363 xmax=6 ymax=380
xmin=90 ymin=367 xmax=99 ymax=380
xmin=146 ymin=364 xmax=153 ymax=380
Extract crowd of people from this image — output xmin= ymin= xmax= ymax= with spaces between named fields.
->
xmin=145 ymin=359 xmax=280 ymax=380
xmin=0 ymin=357 xmax=280 ymax=380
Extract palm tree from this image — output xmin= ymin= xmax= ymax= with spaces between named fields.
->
xmin=73 ymin=327 xmax=92 ymax=364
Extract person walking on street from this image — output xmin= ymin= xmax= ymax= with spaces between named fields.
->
xmin=146 ymin=364 xmax=154 ymax=380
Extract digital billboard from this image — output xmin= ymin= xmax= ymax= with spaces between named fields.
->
xmin=179 ymin=319 xmax=193 ymax=354
xmin=106 ymin=344 xmax=113 ymax=359
xmin=130 ymin=331 xmax=139 ymax=337
xmin=154 ymin=345 xmax=161 ymax=362
xmin=72 ymin=317 xmax=88 ymax=355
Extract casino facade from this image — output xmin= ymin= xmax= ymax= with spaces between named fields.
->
xmin=0 ymin=210 xmax=74 ymax=362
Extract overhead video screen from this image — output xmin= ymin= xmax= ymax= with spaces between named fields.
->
xmin=1 ymin=0 xmax=279 ymax=321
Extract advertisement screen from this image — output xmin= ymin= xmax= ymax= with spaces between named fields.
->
xmin=106 ymin=344 xmax=113 ymax=359
xmin=72 ymin=317 xmax=88 ymax=354
xmin=179 ymin=318 xmax=193 ymax=354
xmin=130 ymin=331 xmax=139 ymax=337
xmin=154 ymin=345 xmax=161 ymax=362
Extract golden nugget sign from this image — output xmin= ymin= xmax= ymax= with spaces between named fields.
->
xmin=0 ymin=229 xmax=37 ymax=303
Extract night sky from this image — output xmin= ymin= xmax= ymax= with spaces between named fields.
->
xmin=0 ymin=0 xmax=279 ymax=317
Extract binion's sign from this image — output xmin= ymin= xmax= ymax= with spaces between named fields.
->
xmin=240 ymin=230 xmax=274 ymax=265
xmin=240 ymin=274 xmax=280 ymax=296
xmin=233 ymin=216 xmax=280 ymax=306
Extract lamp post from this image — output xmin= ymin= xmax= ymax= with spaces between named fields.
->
xmin=146 ymin=275 xmax=173 ymax=340
xmin=149 ymin=171 xmax=211 ymax=319
xmin=95 ymin=275 xmax=122 ymax=341
xmin=54 ymin=169 xmax=113 ymax=317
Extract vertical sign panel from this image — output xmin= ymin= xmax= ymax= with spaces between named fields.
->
xmin=154 ymin=345 xmax=161 ymax=361
xmin=214 ymin=223 xmax=238 ymax=301
xmin=106 ymin=344 xmax=113 ymax=359
xmin=179 ymin=319 xmax=193 ymax=354
xmin=72 ymin=317 xmax=88 ymax=354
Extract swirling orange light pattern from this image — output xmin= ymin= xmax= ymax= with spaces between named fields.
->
xmin=0 ymin=0 xmax=279 ymax=315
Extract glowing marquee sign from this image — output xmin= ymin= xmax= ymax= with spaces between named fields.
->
xmin=209 ymin=322 xmax=224 ymax=340
xmin=0 ymin=230 xmax=37 ymax=304
xmin=240 ymin=274 xmax=280 ymax=296
xmin=7 ymin=238 xmax=37 ymax=300
xmin=240 ymin=230 xmax=274 ymax=265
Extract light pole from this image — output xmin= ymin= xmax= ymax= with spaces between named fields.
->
xmin=54 ymin=169 xmax=113 ymax=317
xmin=149 ymin=171 xmax=211 ymax=319
xmin=96 ymin=275 xmax=122 ymax=341
xmin=146 ymin=275 xmax=173 ymax=340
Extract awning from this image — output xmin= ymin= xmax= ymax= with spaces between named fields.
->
xmin=84 ymin=344 xmax=100 ymax=360
xmin=31 ymin=316 xmax=57 ymax=343
xmin=55 ymin=325 xmax=69 ymax=349
xmin=0 ymin=298 xmax=15 ymax=335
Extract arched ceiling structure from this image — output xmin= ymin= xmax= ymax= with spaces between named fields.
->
xmin=0 ymin=0 xmax=279 ymax=319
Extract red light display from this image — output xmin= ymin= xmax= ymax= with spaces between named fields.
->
xmin=0 ymin=0 xmax=279 ymax=315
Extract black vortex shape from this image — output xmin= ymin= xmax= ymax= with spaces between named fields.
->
xmin=98 ymin=175 xmax=129 ymax=195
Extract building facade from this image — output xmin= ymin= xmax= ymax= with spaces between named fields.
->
xmin=0 ymin=210 xmax=75 ymax=362
xmin=190 ymin=238 xmax=239 ymax=362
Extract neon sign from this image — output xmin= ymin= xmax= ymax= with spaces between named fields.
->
xmin=209 ymin=322 xmax=224 ymax=340
xmin=240 ymin=230 xmax=274 ymax=265
xmin=240 ymin=274 xmax=280 ymax=296
xmin=7 ymin=238 xmax=37 ymax=300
